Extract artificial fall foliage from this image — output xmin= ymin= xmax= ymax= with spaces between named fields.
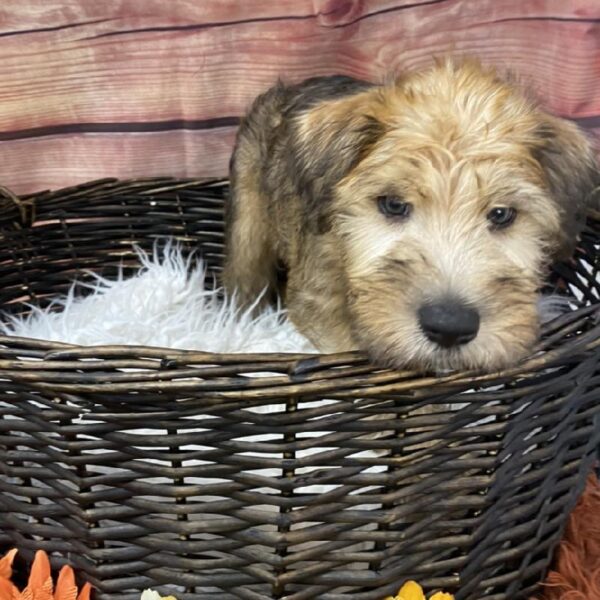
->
xmin=0 ymin=548 xmax=91 ymax=600
xmin=385 ymin=580 xmax=454 ymax=600
xmin=530 ymin=472 xmax=600 ymax=600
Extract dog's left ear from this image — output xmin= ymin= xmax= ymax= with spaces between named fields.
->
xmin=533 ymin=115 xmax=599 ymax=259
xmin=290 ymin=90 xmax=386 ymax=234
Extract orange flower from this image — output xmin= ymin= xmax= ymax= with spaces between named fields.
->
xmin=384 ymin=581 xmax=454 ymax=600
xmin=0 ymin=548 xmax=91 ymax=600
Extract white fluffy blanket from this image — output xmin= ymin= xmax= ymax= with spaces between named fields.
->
xmin=1 ymin=243 xmax=317 ymax=353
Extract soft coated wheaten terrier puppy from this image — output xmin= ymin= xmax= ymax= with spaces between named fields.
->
xmin=223 ymin=59 xmax=598 ymax=372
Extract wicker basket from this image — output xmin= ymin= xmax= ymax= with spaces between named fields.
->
xmin=0 ymin=178 xmax=598 ymax=600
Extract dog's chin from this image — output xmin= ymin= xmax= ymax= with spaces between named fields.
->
xmin=366 ymin=337 xmax=533 ymax=375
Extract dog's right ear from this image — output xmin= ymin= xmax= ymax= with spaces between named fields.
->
xmin=533 ymin=115 xmax=599 ymax=259
xmin=289 ymin=91 xmax=385 ymax=233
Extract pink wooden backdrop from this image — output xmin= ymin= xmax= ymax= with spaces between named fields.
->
xmin=0 ymin=0 xmax=598 ymax=194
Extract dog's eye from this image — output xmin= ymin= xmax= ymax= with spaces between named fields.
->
xmin=377 ymin=195 xmax=412 ymax=219
xmin=487 ymin=206 xmax=517 ymax=229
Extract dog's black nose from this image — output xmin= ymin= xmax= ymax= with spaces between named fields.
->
xmin=418 ymin=300 xmax=480 ymax=348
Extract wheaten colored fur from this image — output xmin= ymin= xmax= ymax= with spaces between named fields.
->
xmin=224 ymin=59 xmax=598 ymax=372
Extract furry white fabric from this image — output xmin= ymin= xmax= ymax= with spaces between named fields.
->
xmin=1 ymin=243 xmax=317 ymax=354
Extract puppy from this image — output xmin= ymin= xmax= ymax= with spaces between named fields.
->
xmin=223 ymin=59 xmax=598 ymax=372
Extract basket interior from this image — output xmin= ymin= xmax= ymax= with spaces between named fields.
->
xmin=0 ymin=179 xmax=226 ymax=316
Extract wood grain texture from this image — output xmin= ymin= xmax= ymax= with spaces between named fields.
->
xmin=0 ymin=0 xmax=598 ymax=193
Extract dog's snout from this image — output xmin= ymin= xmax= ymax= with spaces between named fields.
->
xmin=418 ymin=300 xmax=480 ymax=348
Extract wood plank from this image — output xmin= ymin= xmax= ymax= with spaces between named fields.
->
xmin=0 ymin=0 xmax=597 ymax=193
xmin=0 ymin=128 xmax=237 ymax=195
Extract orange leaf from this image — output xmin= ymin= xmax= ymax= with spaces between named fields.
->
xmin=0 ymin=576 xmax=21 ymax=600
xmin=54 ymin=567 xmax=77 ymax=600
xmin=22 ymin=551 xmax=53 ymax=600
xmin=76 ymin=583 xmax=92 ymax=600
xmin=0 ymin=549 xmax=18 ymax=580
xmin=27 ymin=552 xmax=51 ymax=592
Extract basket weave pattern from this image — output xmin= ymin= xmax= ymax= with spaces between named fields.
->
xmin=0 ymin=179 xmax=598 ymax=600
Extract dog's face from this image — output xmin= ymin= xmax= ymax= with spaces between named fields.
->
xmin=294 ymin=61 xmax=598 ymax=372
